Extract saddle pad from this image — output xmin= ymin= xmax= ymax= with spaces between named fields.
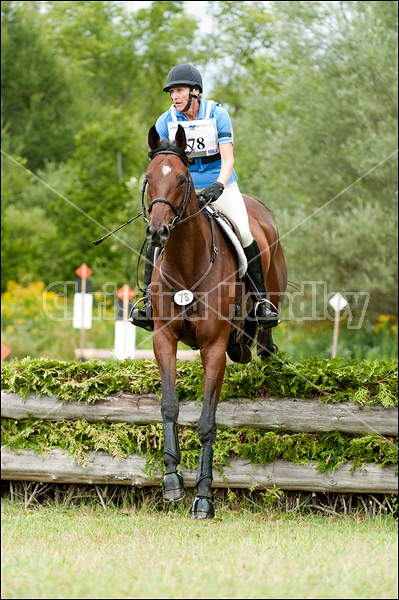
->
xmin=205 ymin=206 xmax=247 ymax=279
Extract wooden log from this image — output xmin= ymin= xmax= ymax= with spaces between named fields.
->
xmin=73 ymin=349 xmax=199 ymax=361
xmin=1 ymin=448 xmax=397 ymax=494
xmin=2 ymin=391 xmax=397 ymax=436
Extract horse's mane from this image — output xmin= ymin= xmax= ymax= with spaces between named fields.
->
xmin=148 ymin=139 xmax=190 ymax=167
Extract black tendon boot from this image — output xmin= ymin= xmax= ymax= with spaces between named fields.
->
xmin=191 ymin=446 xmax=215 ymax=519
xmin=244 ymin=239 xmax=280 ymax=330
xmin=130 ymin=243 xmax=155 ymax=331
xmin=162 ymin=421 xmax=185 ymax=502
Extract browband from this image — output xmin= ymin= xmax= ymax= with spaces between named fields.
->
xmin=149 ymin=149 xmax=188 ymax=164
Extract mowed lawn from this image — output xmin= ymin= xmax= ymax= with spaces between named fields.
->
xmin=1 ymin=501 xmax=397 ymax=599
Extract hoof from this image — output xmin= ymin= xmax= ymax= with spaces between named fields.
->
xmin=191 ymin=496 xmax=215 ymax=520
xmin=163 ymin=472 xmax=185 ymax=503
xmin=227 ymin=342 xmax=252 ymax=364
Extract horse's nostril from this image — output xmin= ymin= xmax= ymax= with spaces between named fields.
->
xmin=146 ymin=223 xmax=169 ymax=247
xmin=160 ymin=225 xmax=169 ymax=238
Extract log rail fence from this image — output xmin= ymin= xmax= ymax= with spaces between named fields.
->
xmin=1 ymin=390 xmax=398 ymax=495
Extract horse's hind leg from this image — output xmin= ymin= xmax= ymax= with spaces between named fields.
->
xmin=191 ymin=340 xmax=227 ymax=519
xmin=153 ymin=329 xmax=185 ymax=502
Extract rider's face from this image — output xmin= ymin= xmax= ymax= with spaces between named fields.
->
xmin=169 ymin=87 xmax=191 ymax=111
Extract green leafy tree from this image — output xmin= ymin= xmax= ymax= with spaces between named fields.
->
xmin=213 ymin=1 xmax=398 ymax=320
xmin=43 ymin=0 xmax=200 ymax=125
xmin=1 ymin=0 xmax=203 ymax=290
xmin=203 ymin=1 xmax=274 ymax=114
xmin=1 ymin=125 xmax=39 ymax=290
xmin=1 ymin=1 xmax=85 ymax=170
xmin=45 ymin=108 xmax=149 ymax=290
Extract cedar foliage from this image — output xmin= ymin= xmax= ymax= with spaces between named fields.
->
xmin=1 ymin=418 xmax=397 ymax=475
xmin=1 ymin=357 xmax=397 ymax=477
xmin=1 ymin=356 xmax=397 ymax=406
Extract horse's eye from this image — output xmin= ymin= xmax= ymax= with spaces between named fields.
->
xmin=178 ymin=176 xmax=186 ymax=186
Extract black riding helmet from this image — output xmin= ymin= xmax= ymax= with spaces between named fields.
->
xmin=163 ymin=64 xmax=203 ymax=93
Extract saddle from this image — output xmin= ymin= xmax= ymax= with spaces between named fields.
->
xmin=204 ymin=206 xmax=247 ymax=278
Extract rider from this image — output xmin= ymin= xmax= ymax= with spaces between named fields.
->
xmin=132 ymin=64 xmax=279 ymax=330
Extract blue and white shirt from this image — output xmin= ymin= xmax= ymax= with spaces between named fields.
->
xmin=156 ymin=99 xmax=238 ymax=189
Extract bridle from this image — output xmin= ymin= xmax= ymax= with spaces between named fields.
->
xmin=141 ymin=150 xmax=193 ymax=231
xmin=141 ymin=148 xmax=215 ymax=230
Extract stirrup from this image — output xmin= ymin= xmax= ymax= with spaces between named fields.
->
xmin=255 ymin=299 xmax=280 ymax=330
xmin=129 ymin=296 xmax=154 ymax=332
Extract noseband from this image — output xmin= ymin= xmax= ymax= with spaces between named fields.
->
xmin=141 ymin=150 xmax=192 ymax=230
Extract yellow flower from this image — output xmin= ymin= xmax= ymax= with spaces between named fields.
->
xmin=378 ymin=315 xmax=390 ymax=323
xmin=1 ymin=307 xmax=12 ymax=319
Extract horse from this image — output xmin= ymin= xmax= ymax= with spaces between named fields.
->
xmin=142 ymin=124 xmax=287 ymax=518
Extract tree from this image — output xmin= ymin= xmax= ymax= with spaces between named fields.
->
xmin=202 ymin=1 xmax=274 ymax=114
xmin=1 ymin=0 xmax=203 ymax=291
xmin=43 ymin=1 xmax=200 ymax=125
xmin=1 ymin=124 xmax=71 ymax=290
xmin=212 ymin=1 xmax=398 ymax=320
xmin=1 ymin=1 xmax=85 ymax=170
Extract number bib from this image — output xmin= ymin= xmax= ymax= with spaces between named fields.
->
xmin=168 ymin=119 xmax=219 ymax=159
xmin=174 ymin=290 xmax=194 ymax=306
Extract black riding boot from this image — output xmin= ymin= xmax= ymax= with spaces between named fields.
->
xmin=130 ymin=243 xmax=155 ymax=331
xmin=244 ymin=239 xmax=279 ymax=329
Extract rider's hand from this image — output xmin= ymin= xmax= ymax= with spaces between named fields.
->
xmin=198 ymin=182 xmax=225 ymax=207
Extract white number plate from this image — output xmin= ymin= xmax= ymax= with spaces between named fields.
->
xmin=168 ymin=119 xmax=219 ymax=158
xmin=174 ymin=290 xmax=194 ymax=306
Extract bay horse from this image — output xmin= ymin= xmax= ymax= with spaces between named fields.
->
xmin=143 ymin=124 xmax=287 ymax=518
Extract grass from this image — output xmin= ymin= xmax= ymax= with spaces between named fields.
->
xmin=1 ymin=499 xmax=397 ymax=599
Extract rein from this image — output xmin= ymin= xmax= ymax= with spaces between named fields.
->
xmin=92 ymin=149 xmax=212 ymax=247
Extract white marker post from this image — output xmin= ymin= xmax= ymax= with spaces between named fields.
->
xmin=329 ymin=292 xmax=348 ymax=358
xmin=114 ymin=284 xmax=135 ymax=360
xmin=73 ymin=264 xmax=93 ymax=356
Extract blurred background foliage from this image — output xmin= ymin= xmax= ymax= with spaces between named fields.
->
xmin=1 ymin=0 xmax=398 ymax=360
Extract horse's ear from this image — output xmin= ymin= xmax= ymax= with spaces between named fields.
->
xmin=175 ymin=124 xmax=187 ymax=151
xmin=148 ymin=126 xmax=161 ymax=150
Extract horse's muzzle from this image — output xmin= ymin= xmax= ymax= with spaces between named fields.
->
xmin=146 ymin=224 xmax=170 ymax=248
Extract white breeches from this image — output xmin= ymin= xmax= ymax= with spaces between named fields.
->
xmin=196 ymin=181 xmax=254 ymax=248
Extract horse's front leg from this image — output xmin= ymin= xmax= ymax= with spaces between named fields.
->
xmin=153 ymin=327 xmax=185 ymax=502
xmin=191 ymin=339 xmax=227 ymax=519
